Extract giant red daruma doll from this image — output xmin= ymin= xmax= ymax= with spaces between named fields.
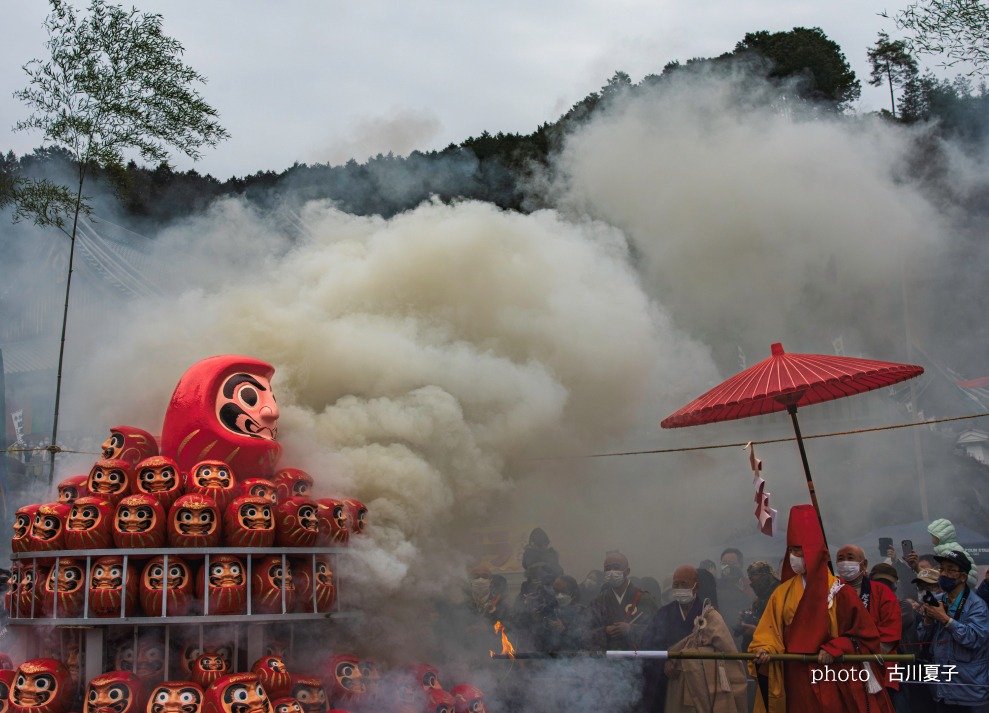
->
xmin=102 ymin=426 xmax=158 ymax=466
xmin=160 ymin=356 xmax=281 ymax=479
xmin=10 ymin=658 xmax=72 ymax=713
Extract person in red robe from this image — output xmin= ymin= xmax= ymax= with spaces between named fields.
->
xmin=748 ymin=505 xmax=894 ymax=713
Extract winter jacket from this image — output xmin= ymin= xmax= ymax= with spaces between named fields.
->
xmin=927 ymin=519 xmax=978 ymax=588
xmin=916 ymin=585 xmax=989 ymax=706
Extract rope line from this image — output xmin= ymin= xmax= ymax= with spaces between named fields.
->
xmin=537 ymin=411 xmax=989 ymax=460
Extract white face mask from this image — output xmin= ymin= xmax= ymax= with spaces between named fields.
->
xmin=789 ymin=554 xmax=806 ymax=575
xmin=672 ymin=588 xmax=695 ymax=605
xmin=603 ymin=570 xmax=626 ymax=588
xmin=556 ymin=593 xmax=572 ymax=607
xmin=836 ymin=561 xmax=863 ymax=581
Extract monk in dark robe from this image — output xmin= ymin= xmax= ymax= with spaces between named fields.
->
xmin=748 ymin=505 xmax=894 ymax=713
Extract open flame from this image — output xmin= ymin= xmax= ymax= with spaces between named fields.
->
xmin=489 ymin=620 xmax=515 ymax=658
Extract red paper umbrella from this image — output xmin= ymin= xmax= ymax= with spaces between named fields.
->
xmin=662 ymin=343 xmax=924 ymax=548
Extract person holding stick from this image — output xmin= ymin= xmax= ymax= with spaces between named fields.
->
xmin=748 ymin=505 xmax=893 ymax=713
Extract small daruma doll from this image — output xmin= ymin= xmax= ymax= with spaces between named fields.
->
xmin=87 ymin=459 xmax=133 ymax=507
xmin=291 ymin=556 xmax=335 ymax=613
xmin=186 ymin=461 xmax=238 ymax=513
xmin=273 ymin=498 xmax=318 ymax=548
xmin=88 ymin=555 xmax=139 ymax=618
xmin=201 ymin=674 xmax=271 ymax=713
xmin=287 ymin=677 xmax=327 ymax=713
xmin=28 ymin=503 xmax=70 ymax=552
xmin=250 ymin=556 xmax=295 ymax=614
xmin=56 ymin=475 xmax=89 ymax=505
xmin=102 ymin=425 xmax=159 ymax=466
xmin=425 ymin=689 xmax=455 ymax=713
xmin=342 ymin=499 xmax=367 ymax=536
xmin=239 ymin=479 xmax=277 ymax=505
xmin=224 ymin=496 xmax=274 ymax=548
xmin=315 ymin=500 xmax=348 ymax=547
xmin=168 ymin=494 xmax=221 ymax=548
xmin=140 ymin=555 xmax=193 ymax=616
xmin=11 ymin=563 xmax=48 ymax=619
xmin=191 ymin=655 xmax=227 ymax=690
xmin=450 ymin=685 xmax=487 ymax=713
xmin=64 ymin=497 xmax=114 ymax=550
xmin=160 ymin=355 xmax=282 ymax=479
xmin=322 ymin=655 xmax=365 ymax=709
xmin=272 ymin=469 xmax=313 ymax=502
xmin=269 ymin=699 xmax=302 ymax=713
xmin=0 ymin=669 xmax=15 ymax=713
xmin=84 ymin=670 xmax=143 ymax=713
xmin=134 ymin=456 xmax=183 ymax=513
xmin=146 ymin=681 xmax=204 ymax=713
xmin=40 ymin=558 xmax=85 ymax=618
xmin=250 ymin=657 xmax=291 ymax=700
xmin=12 ymin=504 xmax=41 ymax=553
xmin=10 ymin=658 xmax=72 ymax=713
xmin=195 ymin=555 xmax=246 ymax=615
xmin=113 ymin=495 xmax=166 ymax=549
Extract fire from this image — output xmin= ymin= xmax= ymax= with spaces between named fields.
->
xmin=489 ymin=621 xmax=515 ymax=658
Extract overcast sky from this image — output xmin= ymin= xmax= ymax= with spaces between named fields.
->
xmin=2 ymin=0 xmax=928 ymax=180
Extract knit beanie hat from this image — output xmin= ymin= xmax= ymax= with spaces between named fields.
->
xmin=928 ymin=518 xmax=956 ymax=544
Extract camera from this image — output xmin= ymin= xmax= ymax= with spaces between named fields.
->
xmin=922 ymin=590 xmax=939 ymax=608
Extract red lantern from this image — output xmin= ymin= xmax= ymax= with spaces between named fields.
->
xmin=167 ymin=495 xmax=221 ymax=549
xmin=160 ymin=356 xmax=282 ymax=479
xmin=272 ymin=469 xmax=313 ymax=503
xmin=450 ymin=685 xmax=486 ymax=713
xmin=250 ymin=656 xmax=292 ymax=699
xmin=133 ymin=456 xmax=183 ymax=513
xmin=87 ymin=460 xmax=133 ymax=508
xmin=28 ymin=503 xmax=69 ymax=553
xmin=269 ymin=699 xmax=302 ymax=713
xmin=145 ymin=681 xmax=203 ymax=713
xmin=424 ymin=690 xmax=455 ymax=713
xmin=314 ymin=500 xmax=348 ymax=547
xmin=250 ymin=556 xmax=295 ymax=614
xmin=186 ymin=461 xmax=238 ymax=514
xmin=239 ymin=479 xmax=277 ymax=505
xmin=83 ymin=670 xmax=143 ymax=713
xmin=140 ymin=555 xmax=193 ymax=617
xmin=88 ymin=556 xmax=139 ymax=618
xmin=342 ymin=499 xmax=367 ymax=536
xmin=201 ymin=674 xmax=271 ymax=713
xmin=113 ymin=495 xmax=166 ymax=549
xmin=64 ymin=497 xmax=114 ymax=551
xmin=291 ymin=557 xmax=335 ymax=613
xmin=12 ymin=505 xmax=40 ymax=554
xmin=195 ymin=555 xmax=247 ymax=615
xmin=101 ymin=426 xmax=159 ymax=466
xmin=40 ymin=558 xmax=85 ymax=618
xmin=287 ymin=677 xmax=326 ymax=713
xmin=273 ymin=498 xmax=318 ymax=548
xmin=191 ymin=655 xmax=228 ymax=691
xmin=223 ymin=497 xmax=274 ymax=548
xmin=0 ymin=669 xmax=15 ymax=713
xmin=10 ymin=658 xmax=72 ymax=713
xmin=56 ymin=476 xmax=89 ymax=505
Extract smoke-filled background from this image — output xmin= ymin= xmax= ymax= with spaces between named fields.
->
xmin=4 ymin=61 xmax=989 ymax=709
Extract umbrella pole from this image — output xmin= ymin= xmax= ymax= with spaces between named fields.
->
xmin=786 ymin=404 xmax=832 ymax=557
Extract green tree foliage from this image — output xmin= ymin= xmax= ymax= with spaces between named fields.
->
xmin=886 ymin=0 xmax=989 ymax=74
xmin=867 ymin=32 xmax=920 ymax=118
xmin=8 ymin=0 xmax=228 ymax=480
xmin=734 ymin=27 xmax=862 ymax=109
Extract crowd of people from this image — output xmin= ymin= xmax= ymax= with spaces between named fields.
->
xmin=448 ymin=516 xmax=989 ymax=713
